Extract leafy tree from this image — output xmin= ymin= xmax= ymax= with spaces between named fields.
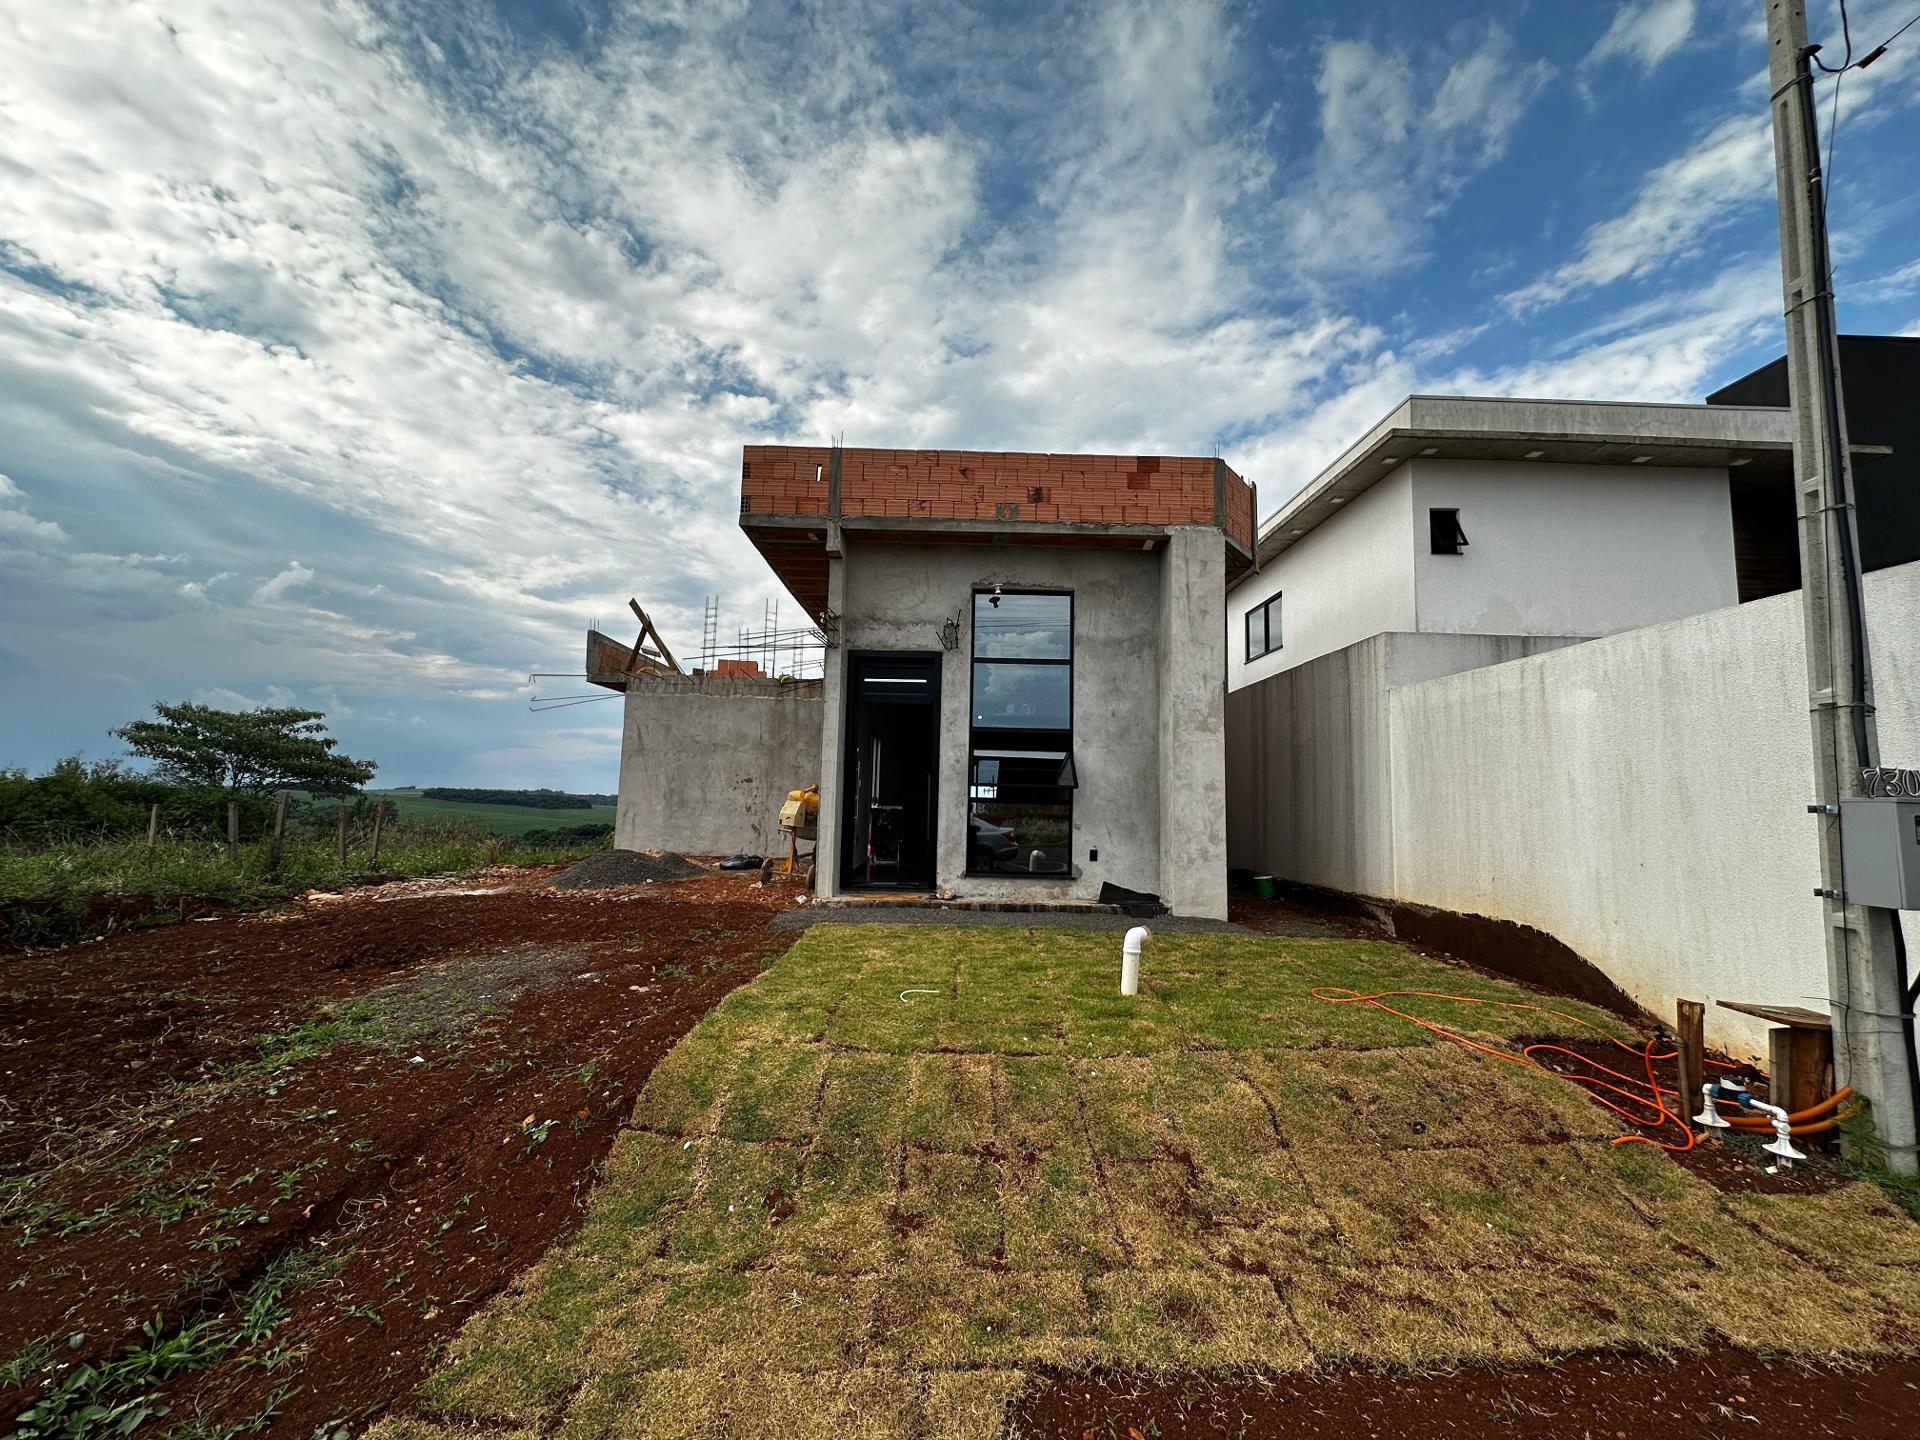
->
xmin=113 ymin=703 xmax=376 ymax=797
xmin=0 ymin=758 xmax=170 ymax=841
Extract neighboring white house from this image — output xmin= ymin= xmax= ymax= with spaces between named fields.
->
xmin=1228 ymin=395 xmax=1801 ymax=692
xmin=1223 ymin=392 xmax=1918 ymax=1057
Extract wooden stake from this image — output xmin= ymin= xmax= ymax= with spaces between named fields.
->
xmin=1770 ymin=1025 xmax=1834 ymax=1119
xmin=336 ymin=804 xmax=349 ymax=865
xmin=369 ymin=802 xmax=385 ymax=868
xmin=227 ymin=801 xmax=239 ymax=862
xmin=147 ymin=803 xmax=159 ymax=848
xmin=1677 ymin=999 xmax=1706 ymax=1122
xmin=269 ymin=791 xmax=290 ymax=867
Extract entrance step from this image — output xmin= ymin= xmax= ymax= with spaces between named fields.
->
xmin=814 ymin=896 xmax=1121 ymax=915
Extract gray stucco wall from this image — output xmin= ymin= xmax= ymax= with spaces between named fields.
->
xmin=1156 ymin=528 xmax=1229 ymax=919
xmin=814 ymin=534 xmax=1227 ymax=914
xmin=615 ymin=676 xmax=823 ymax=856
xmin=830 ymin=539 xmax=1160 ymax=904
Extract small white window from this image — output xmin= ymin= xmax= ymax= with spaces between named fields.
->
xmin=1245 ymin=593 xmax=1282 ymax=661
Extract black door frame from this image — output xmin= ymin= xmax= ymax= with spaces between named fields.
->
xmin=840 ymin=650 xmax=943 ymax=891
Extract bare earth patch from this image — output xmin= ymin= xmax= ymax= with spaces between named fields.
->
xmin=0 ymin=866 xmax=801 ymax=1438
xmin=379 ymin=924 xmax=1920 ymax=1439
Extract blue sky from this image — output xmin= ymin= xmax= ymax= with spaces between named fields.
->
xmin=2 ymin=0 xmax=1917 ymax=791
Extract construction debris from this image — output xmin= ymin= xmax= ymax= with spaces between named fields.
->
xmin=548 ymin=850 xmax=706 ymax=889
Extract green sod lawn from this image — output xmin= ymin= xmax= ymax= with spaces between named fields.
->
xmin=379 ymin=926 xmax=1920 ymax=1440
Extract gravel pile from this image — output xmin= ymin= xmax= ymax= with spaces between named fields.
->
xmin=549 ymin=849 xmax=707 ymax=889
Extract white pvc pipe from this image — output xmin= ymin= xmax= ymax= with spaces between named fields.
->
xmin=1120 ymin=926 xmax=1150 ymax=996
xmin=1694 ymin=1083 xmax=1730 ymax=1130
xmin=1750 ymin=1099 xmax=1808 ymax=1165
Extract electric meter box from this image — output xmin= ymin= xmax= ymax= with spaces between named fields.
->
xmin=1838 ymin=799 xmax=1920 ymax=909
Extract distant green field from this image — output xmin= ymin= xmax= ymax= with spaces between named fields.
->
xmin=372 ymin=789 xmax=618 ymax=838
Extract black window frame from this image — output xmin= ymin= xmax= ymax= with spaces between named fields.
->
xmin=967 ymin=589 xmax=1074 ymax=878
xmin=1245 ymin=592 xmax=1282 ymax=662
xmin=1429 ymin=507 xmax=1469 ymax=555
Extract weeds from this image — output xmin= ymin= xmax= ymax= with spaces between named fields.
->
xmin=0 ymin=825 xmax=607 ymax=948
xmin=1836 ymin=1108 xmax=1920 ymax=1221
xmin=273 ymin=1160 xmax=325 ymax=1203
xmin=0 ymin=1333 xmax=64 ymax=1388
xmin=6 ymin=1250 xmax=341 ymax=1440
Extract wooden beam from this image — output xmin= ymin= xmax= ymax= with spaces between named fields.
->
xmin=1716 ymin=999 xmax=1831 ymax=1031
xmin=627 ymin=598 xmax=682 ymax=675
xmin=1676 ymin=999 xmax=1705 ymax=1122
xmin=1770 ymin=1026 xmax=1835 ymax=1117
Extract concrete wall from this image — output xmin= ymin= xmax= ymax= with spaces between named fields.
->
xmin=1227 ymin=466 xmax=1414 ymax=692
xmin=1156 ymin=528 xmax=1230 ymax=919
xmin=827 ymin=539 xmax=1160 ymax=906
xmin=1225 ymin=633 xmax=1584 ymax=899
xmin=615 ymin=676 xmax=823 ymax=857
xmin=815 ymin=534 xmax=1228 ymax=915
xmin=1409 ymin=459 xmax=1739 ymax=637
xmin=1226 ymin=560 xmax=1920 ymax=1058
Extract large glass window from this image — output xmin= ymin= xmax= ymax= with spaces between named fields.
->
xmin=968 ymin=591 xmax=1074 ymax=876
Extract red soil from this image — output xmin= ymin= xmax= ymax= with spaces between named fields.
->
xmin=0 ymin=866 xmax=799 ymax=1436
xmin=1006 ymin=1346 xmax=1920 ymax=1439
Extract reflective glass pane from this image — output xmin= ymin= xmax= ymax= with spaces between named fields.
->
xmin=971 ymin=662 xmax=1070 ymax=729
xmin=973 ymin=592 xmax=1070 ymax=659
xmin=968 ymin=799 xmax=1070 ymax=874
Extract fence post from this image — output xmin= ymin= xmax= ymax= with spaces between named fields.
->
xmin=147 ymin=804 xmax=159 ymax=849
xmin=1677 ymin=999 xmax=1706 ymax=1125
xmin=336 ymin=804 xmax=348 ymax=865
xmin=369 ymin=802 xmax=385 ymax=868
xmin=270 ymin=791 xmax=290 ymax=868
xmin=227 ymin=801 xmax=239 ymax=863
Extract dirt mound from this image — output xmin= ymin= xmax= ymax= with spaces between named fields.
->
xmin=549 ymin=848 xmax=706 ymax=889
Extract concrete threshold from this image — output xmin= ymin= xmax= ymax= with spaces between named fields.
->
xmin=814 ymin=896 xmax=1121 ymax=915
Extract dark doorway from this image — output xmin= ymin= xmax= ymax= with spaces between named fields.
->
xmin=841 ymin=652 xmax=941 ymax=890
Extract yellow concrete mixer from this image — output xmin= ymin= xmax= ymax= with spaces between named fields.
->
xmin=775 ymin=784 xmax=819 ymax=878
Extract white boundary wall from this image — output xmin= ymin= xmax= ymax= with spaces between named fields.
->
xmin=1226 ymin=560 xmax=1920 ymax=1059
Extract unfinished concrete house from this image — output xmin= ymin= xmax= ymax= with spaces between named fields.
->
xmin=583 ymin=625 xmax=822 ymax=858
xmin=734 ymin=445 xmax=1256 ymax=919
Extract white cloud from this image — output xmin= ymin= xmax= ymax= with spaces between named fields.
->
xmin=1582 ymin=0 xmax=1697 ymax=72
xmin=1243 ymin=262 xmax=1782 ymax=518
xmin=1501 ymin=115 xmax=1772 ymax=313
xmin=191 ymin=686 xmax=261 ymax=710
xmin=1 ymin=0 xmax=1910 ymax=786
xmin=1278 ymin=28 xmax=1553 ymax=282
xmin=254 ymin=562 xmax=315 ymax=603
xmin=1859 ymin=258 xmax=1920 ymax=301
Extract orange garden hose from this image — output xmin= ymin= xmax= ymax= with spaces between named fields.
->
xmin=1311 ymin=987 xmax=1856 ymax=1152
xmin=1721 ymin=1086 xmax=1854 ymax=1125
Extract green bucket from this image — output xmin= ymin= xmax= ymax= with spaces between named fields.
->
xmin=1253 ymin=874 xmax=1276 ymax=900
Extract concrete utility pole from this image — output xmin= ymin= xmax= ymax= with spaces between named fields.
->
xmin=1763 ymin=0 xmax=1917 ymax=1172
